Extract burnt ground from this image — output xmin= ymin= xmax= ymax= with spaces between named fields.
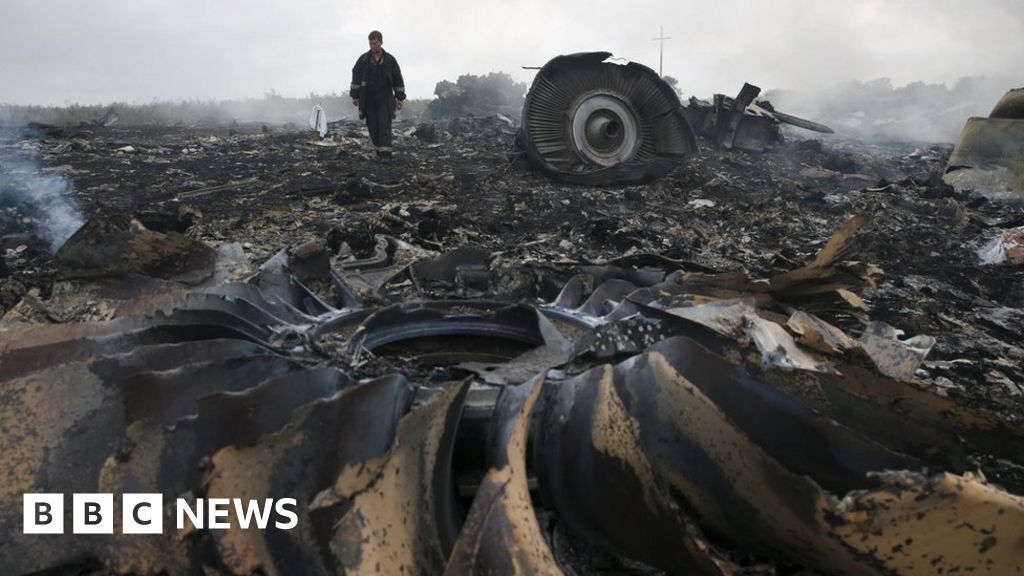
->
xmin=2 ymin=116 xmax=1024 ymax=574
xmin=2 ymin=117 xmax=1021 ymax=419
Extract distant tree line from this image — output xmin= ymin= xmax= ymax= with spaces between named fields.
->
xmin=0 ymin=71 xmax=536 ymax=128
xmin=0 ymin=92 xmax=428 ymax=127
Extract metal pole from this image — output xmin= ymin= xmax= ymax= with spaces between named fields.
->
xmin=651 ymin=26 xmax=672 ymax=76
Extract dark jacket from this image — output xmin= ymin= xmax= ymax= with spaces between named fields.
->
xmin=350 ymin=49 xmax=406 ymax=114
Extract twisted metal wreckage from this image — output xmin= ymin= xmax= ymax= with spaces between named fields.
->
xmin=944 ymin=86 xmax=1024 ymax=205
xmin=2 ymin=212 xmax=1023 ymax=575
xmin=2 ymin=54 xmax=1024 ymax=575
xmin=518 ymin=52 xmax=833 ymax=185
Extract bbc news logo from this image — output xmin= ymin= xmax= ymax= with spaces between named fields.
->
xmin=23 ymin=494 xmax=298 ymax=534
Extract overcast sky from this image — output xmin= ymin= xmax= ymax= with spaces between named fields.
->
xmin=1 ymin=0 xmax=1022 ymax=106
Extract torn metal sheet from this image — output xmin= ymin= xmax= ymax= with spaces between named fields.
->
xmin=632 ymin=296 xmax=1006 ymax=479
xmin=944 ymin=118 xmax=1024 ymax=204
xmin=203 ymin=374 xmax=412 ymax=576
xmin=856 ymin=321 xmax=935 ymax=382
xmin=0 ymin=360 xmax=120 ymax=574
xmin=90 ymin=368 xmax=358 ymax=574
xmin=205 ymin=281 xmax=317 ymax=324
xmin=92 ymin=338 xmax=273 ymax=380
xmin=827 ymin=470 xmax=1024 ymax=574
xmin=0 ymin=347 xmax=341 ymax=574
xmin=443 ymin=376 xmax=564 ymax=575
xmin=573 ymin=314 xmax=675 ymax=360
xmin=787 ymin=309 xmax=857 ymax=354
xmin=0 ymin=303 xmax=282 ymax=356
xmin=118 ymin=356 xmax=297 ymax=425
xmin=575 ymin=264 xmax=668 ymax=298
xmin=3 ymin=230 xmax=1022 ymax=576
xmin=682 ymin=83 xmax=833 ymax=153
xmin=746 ymin=311 xmax=835 ymax=372
xmin=0 ymin=307 xmax=286 ymax=399
xmin=11 ymin=312 xmax=268 ymax=424
xmin=520 ymin=52 xmax=697 ymax=185
xmin=715 ymin=82 xmax=762 ymax=150
xmin=944 ymin=88 xmax=1024 ymax=204
xmin=254 ymin=247 xmax=335 ymax=316
xmin=164 ymin=291 xmax=305 ymax=336
xmin=661 ymin=298 xmax=833 ymax=372
xmin=662 ymin=298 xmax=753 ymax=338
xmin=328 ymin=379 xmax=470 ymax=575
xmin=333 ymin=235 xmax=438 ymax=305
xmin=550 ymin=273 xmax=594 ymax=310
xmin=762 ymin=359 xmax=1024 ymax=475
xmin=769 ymin=107 xmax=835 ymax=134
xmin=1 ymin=278 xmax=304 ymax=355
xmin=535 ymin=361 xmax=727 ymax=575
xmin=575 ymin=278 xmax=640 ymax=316
xmin=459 ymin=306 xmax=573 ymax=385
xmin=50 ymin=371 xmax=407 ymax=575
xmin=547 ymin=337 xmax=1023 ymax=576
xmin=0 ymin=276 xmax=337 ymax=573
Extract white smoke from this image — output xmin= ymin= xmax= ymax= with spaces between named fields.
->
xmin=0 ymin=133 xmax=84 ymax=251
xmin=764 ymin=76 xmax=1016 ymax=143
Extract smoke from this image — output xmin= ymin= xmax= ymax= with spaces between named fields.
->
xmin=764 ymin=76 xmax=1015 ymax=143
xmin=423 ymin=72 xmax=527 ymax=121
xmin=0 ymin=131 xmax=84 ymax=251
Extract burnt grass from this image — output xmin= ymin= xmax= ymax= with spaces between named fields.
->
xmin=1 ymin=117 xmax=1022 ymax=425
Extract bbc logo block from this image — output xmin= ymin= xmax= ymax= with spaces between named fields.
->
xmin=123 ymin=493 xmax=163 ymax=534
xmin=23 ymin=494 xmax=63 ymax=534
xmin=24 ymin=493 xmax=163 ymax=535
xmin=72 ymin=493 xmax=113 ymax=534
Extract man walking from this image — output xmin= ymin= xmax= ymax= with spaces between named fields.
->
xmin=351 ymin=30 xmax=406 ymax=160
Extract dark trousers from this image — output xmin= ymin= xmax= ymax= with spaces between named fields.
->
xmin=364 ymin=96 xmax=393 ymax=150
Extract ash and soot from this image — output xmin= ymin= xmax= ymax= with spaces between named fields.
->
xmin=0 ymin=129 xmax=84 ymax=251
xmin=2 ymin=62 xmax=1024 ymax=575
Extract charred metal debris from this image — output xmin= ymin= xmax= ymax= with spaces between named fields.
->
xmin=519 ymin=52 xmax=697 ymax=186
xmin=682 ymin=81 xmax=834 ymax=153
xmin=518 ymin=53 xmax=832 ymax=185
xmin=2 ymin=53 xmax=1024 ymax=575
xmin=3 ymin=211 xmax=1024 ymax=575
xmin=945 ymin=87 xmax=1024 ymax=204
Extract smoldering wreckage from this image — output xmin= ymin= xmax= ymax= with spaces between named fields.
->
xmin=1 ymin=52 xmax=1023 ymax=576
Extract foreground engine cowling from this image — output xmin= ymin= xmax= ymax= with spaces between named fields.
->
xmin=520 ymin=51 xmax=697 ymax=186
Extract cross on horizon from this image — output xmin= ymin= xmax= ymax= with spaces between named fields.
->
xmin=651 ymin=26 xmax=671 ymax=77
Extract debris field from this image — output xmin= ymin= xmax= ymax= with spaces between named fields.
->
xmin=1 ymin=96 xmax=1023 ymax=575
